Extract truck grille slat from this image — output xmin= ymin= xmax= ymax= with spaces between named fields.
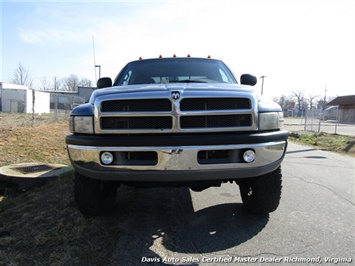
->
xmin=180 ymin=98 xmax=251 ymax=111
xmin=98 ymin=95 xmax=255 ymax=133
xmin=180 ymin=114 xmax=252 ymax=128
xmin=101 ymin=99 xmax=172 ymax=112
xmin=101 ymin=117 xmax=172 ymax=130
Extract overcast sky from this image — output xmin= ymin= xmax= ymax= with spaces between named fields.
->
xmin=1 ymin=0 xmax=354 ymax=100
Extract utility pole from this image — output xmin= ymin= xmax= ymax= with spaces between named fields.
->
xmin=95 ymin=65 xmax=101 ymax=79
xmin=323 ymin=84 xmax=327 ymax=109
xmin=92 ymin=35 xmax=97 ymax=82
xmin=260 ymin=75 xmax=266 ymax=95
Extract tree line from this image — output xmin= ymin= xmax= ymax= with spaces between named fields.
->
xmin=10 ymin=62 xmax=92 ymax=91
xmin=273 ymin=90 xmax=332 ymax=111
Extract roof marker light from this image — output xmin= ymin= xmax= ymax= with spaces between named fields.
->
xmin=187 ymin=54 xmax=191 ymax=57
xmin=159 ymin=55 xmax=163 ymax=58
xmin=139 ymin=56 xmax=142 ymax=60
xmin=173 ymin=54 xmax=176 ymax=57
xmin=207 ymin=55 xmax=211 ymax=58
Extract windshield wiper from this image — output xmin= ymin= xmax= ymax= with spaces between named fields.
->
xmin=169 ymin=79 xmax=208 ymax=83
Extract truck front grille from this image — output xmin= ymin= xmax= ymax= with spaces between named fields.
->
xmin=96 ymin=93 xmax=256 ymax=133
xmin=101 ymin=117 xmax=172 ymax=130
xmin=101 ymin=99 xmax=172 ymax=112
xmin=180 ymin=98 xmax=251 ymax=111
xmin=180 ymin=114 xmax=252 ymax=128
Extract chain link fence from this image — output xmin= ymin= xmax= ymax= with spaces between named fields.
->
xmin=304 ymin=108 xmax=342 ymax=134
xmin=304 ymin=106 xmax=355 ymax=136
xmin=0 ymin=82 xmax=93 ymax=129
xmin=49 ymin=93 xmax=85 ymax=124
xmin=283 ymin=107 xmax=355 ymax=136
xmin=50 ymin=93 xmax=85 ymax=113
xmin=0 ymin=90 xmax=86 ymax=126
xmin=304 ymin=110 xmax=322 ymax=133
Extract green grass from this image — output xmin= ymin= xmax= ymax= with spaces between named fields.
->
xmin=289 ymin=132 xmax=355 ymax=156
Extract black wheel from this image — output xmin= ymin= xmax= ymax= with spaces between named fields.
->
xmin=239 ymin=167 xmax=282 ymax=214
xmin=74 ymin=172 xmax=117 ymax=217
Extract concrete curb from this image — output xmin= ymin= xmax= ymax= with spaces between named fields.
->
xmin=0 ymin=163 xmax=72 ymax=189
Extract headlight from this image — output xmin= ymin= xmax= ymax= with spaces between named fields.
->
xmin=259 ymin=112 xmax=283 ymax=130
xmin=278 ymin=111 xmax=284 ymax=128
xmin=69 ymin=116 xmax=74 ymax=133
xmin=70 ymin=116 xmax=94 ymax=134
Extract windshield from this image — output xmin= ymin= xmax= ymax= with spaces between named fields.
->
xmin=113 ymin=58 xmax=237 ymax=86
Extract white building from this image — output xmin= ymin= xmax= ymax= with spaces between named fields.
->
xmin=0 ymin=82 xmax=50 ymax=113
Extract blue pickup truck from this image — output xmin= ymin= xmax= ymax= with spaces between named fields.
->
xmin=66 ymin=56 xmax=288 ymax=217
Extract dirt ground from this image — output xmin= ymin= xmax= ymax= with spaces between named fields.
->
xmin=0 ymin=112 xmax=124 ymax=265
xmin=0 ymin=171 xmax=126 ymax=265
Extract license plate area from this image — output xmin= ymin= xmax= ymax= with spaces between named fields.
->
xmin=197 ymin=149 xmax=244 ymax=164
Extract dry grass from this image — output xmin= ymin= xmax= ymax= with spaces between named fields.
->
xmin=0 ymin=112 xmax=70 ymax=167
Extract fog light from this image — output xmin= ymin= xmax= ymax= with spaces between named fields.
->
xmin=101 ymin=152 xmax=114 ymax=165
xmin=243 ymin=150 xmax=255 ymax=163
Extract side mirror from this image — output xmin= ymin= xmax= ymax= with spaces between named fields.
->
xmin=97 ymin=77 xmax=112 ymax=89
xmin=240 ymin=74 xmax=257 ymax=86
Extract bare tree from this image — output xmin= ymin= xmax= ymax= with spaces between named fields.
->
xmin=39 ymin=76 xmax=53 ymax=90
xmin=78 ymin=77 xmax=92 ymax=87
xmin=61 ymin=75 xmax=93 ymax=91
xmin=11 ymin=62 xmax=33 ymax=87
xmin=62 ymin=74 xmax=79 ymax=91
xmin=308 ymin=93 xmax=319 ymax=110
xmin=292 ymin=90 xmax=306 ymax=110
xmin=276 ymin=94 xmax=294 ymax=110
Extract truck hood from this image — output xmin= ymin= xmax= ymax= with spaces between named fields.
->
xmin=89 ymin=83 xmax=257 ymax=104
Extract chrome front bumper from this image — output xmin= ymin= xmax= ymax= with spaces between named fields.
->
xmin=67 ymin=141 xmax=287 ymax=182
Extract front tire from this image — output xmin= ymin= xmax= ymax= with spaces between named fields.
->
xmin=239 ymin=167 xmax=282 ymax=214
xmin=74 ymin=172 xmax=117 ymax=217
